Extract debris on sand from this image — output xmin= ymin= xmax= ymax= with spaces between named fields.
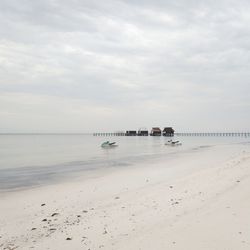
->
xmin=51 ymin=213 xmax=59 ymax=217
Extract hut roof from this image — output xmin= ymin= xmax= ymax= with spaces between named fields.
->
xmin=163 ymin=127 xmax=174 ymax=132
xmin=138 ymin=127 xmax=148 ymax=132
xmin=151 ymin=127 xmax=161 ymax=132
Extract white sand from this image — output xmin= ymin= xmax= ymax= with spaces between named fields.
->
xmin=1 ymin=143 xmax=250 ymax=250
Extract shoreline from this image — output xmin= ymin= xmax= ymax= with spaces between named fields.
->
xmin=1 ymin=143 xmax=250 ymax=249
xmin=0 ymin=136 xmax=248 ymax=192
xmin=0 ymin=141 xmax=239 ymax=193
xmin=0 ymin=142 xmax=206 ymax=193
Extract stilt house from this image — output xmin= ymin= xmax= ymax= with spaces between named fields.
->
xmin=150 ymin=127 xmax=162 ymax=136
xmin=163 ymin=127 xmax=175 ymax=137
xmin=138 ymin=128 xmax=148 ymax=136
xmin=125 ymin=130 xmax=137 ymax=136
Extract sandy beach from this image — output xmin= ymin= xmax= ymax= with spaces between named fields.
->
xmin=1 ymin=143 xmax=250 ymax=250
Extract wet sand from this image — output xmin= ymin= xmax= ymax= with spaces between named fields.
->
xmin=1 ymin=143 xmax=250 ymax=250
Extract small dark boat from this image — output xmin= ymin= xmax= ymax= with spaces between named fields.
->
xmin=101 ymin=141 xmax=118 ymax=148
xmin=165 ymin=139 xmax=182 ymax=146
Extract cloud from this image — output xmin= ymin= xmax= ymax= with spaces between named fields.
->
xmin=0 ymin=0 xmax=250 ymax=132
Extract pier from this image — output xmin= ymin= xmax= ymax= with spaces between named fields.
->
xmin=93 ymin=132 xmax=126 ymax=136
xmin=175 ymin=132 xmax=250 ymax=137
xmin=93 ymin=132 xmax=250 ymax=137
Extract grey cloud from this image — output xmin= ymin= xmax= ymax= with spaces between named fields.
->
xmin=0 ymin=0 xmax=250 ymax=132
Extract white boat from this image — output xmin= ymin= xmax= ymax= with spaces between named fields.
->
xmin=101 ymin=141 xmax=118 ymax=148
xmin=165 ymin=140 xmax=182 ymax=146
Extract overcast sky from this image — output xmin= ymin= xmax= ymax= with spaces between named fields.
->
xmin=0 ymin=0 xmax=250 ymax=133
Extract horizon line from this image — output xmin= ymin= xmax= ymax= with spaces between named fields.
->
xmin=1 ymin=131 xmax=250 ymax=135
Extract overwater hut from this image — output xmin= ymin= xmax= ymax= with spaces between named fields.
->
xmin=125 ymin=130 xmax=137 ymax=136
xmin=138 ymin=128 xmax=148 ymax=136
xmin=150 ymin=127 xmax=162 ymax=136
xmin=163 ymin=127 xmax=174 ymax=137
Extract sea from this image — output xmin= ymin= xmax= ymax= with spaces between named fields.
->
xmin=0 ymin=134 xmax=249 ymax=191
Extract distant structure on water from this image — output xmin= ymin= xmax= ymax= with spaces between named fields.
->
xmin=150 ymin=127 xmax=162 ymax=136
xmin=138 ymin=127 xmax=149 ymax=136
xmin=125 ymin=130 xmax=137 ymax=136
xmin=93 ymin=127 xmax=175 ymax=137
xmin=93 ymin=130 xmax=250 ymax=137
xmin=124 ymin=127 xmax=174 ymax=136
xmin=163 ymin=127 xmax=175 ymax=137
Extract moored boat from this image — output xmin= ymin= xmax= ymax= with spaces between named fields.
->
xmin=165 ymin=140 xmax=182 ymax=146
xmin=101 ymin=141 xmax=118 ymax=148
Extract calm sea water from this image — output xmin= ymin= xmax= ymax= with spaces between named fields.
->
xmin=0 ymin=134 xmax=249 ymax=190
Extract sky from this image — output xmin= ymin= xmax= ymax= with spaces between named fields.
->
xmin=0 ymin=0 xmax=250 ymax=133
